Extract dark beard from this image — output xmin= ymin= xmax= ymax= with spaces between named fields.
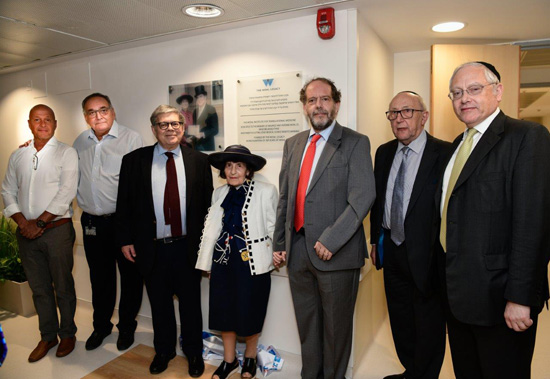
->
xmin=311 ymin=118 xmax=332 ymax=131
xmin=308 ymin=112 xmax=334 ymax=131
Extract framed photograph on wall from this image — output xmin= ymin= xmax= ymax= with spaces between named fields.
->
xmin=169 ymin=80 xmax=224 ymax=152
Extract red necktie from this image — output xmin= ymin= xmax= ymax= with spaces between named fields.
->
xmin=164 ymin=152 xmax=182 ymax=237
xmin=294 ymin=134 xmax=322 ymax=231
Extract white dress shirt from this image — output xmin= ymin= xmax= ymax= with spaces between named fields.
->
xmin=300 ymin=121 xmax=336 ymax=191
xmin=2 ymin=137 xmax=78 ymax=220
xmin=440 ymin=108 xmax=500 ymax=214
xmin=73 ymin=121 xmax=143 ymax=215
xmin=383 ymin=130 xmax=427 ymax=229
xmin=151 ymin=144 xmax=187 ymax=238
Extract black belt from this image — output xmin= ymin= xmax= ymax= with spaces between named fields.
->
xmin=155 ymin=236 xmax=185 ymax=244
xmin=84 ymin=212 xmax=114 ymax=219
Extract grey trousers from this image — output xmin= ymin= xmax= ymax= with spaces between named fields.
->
xmin=17 ymin=221 xmax=77 ymax=341
xmin=288 ymin=231 xmax=359 ymax=379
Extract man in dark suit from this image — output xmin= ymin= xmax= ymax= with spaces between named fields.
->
xmin=191 ymin=85 xmax=218 ymax=151
xmin=370 ymin=91 xmax=450 ymax=379
xmin=273 ymin=77 xmax=375 ymax=379
xmin=116 ymin=105 xmax=213 ymax=376
xmin=439 ymin=61 xmax=550 ymax=378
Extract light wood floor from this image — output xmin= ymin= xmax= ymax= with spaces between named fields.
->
xmin=1 ymin=300 xmax=549 ymax=378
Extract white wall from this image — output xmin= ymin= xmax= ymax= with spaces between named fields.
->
xmin=394 ymin=50 xmax=431 ymax=131
xmin=0 ymin=9 xmax=359 ymax=356
xmin=353 ymin=11 xmax=394 ymax=373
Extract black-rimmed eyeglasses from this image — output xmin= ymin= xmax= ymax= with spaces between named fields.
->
xmin=448 ymin=83 xmax=496 ymax=101
xmin=155 ymin=121 xmax=183 ymax=130
xmin=385 ymin=109 xmax=423 ymax=121
xmin=32 ymin=153 xmax=38 ymax=170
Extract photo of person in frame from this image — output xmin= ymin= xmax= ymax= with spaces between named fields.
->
xmin=169 ymin=81 xmax=224 ymax=152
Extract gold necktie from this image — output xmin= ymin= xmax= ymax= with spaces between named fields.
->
xmin=440 ymin=128 xmax=478 ymax=251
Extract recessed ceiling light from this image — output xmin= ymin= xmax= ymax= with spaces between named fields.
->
xmin=183 ymin=4 xmax=224 ymax=18
xmin=432 ymin=22 xmax=465 ymax=33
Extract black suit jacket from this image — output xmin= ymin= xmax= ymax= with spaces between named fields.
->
xmin=115 ymin=144 xmax=213 ymax=277
xmin=437 ymin=111 xmax=550 ymax=326
xmin=370 ymin=132 xmax=451 ymax=295
xmin=192 ymin=104 xmax=218 ymax=151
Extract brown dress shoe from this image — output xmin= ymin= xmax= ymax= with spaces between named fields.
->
xmin=28 ymin=339 xmax=58 ymax=362
xmin=56 ymin=336 xmax=76 ymax=357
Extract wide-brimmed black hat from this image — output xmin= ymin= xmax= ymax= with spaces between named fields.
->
xmin=176 ymin=93 xmax=193 ymax=105
xmin=194 ymin=85 xmax=208 ymax=98
xmin=208 ymin=145 xmax=266 ymax=171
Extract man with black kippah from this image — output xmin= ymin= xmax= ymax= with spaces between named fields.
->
xmin=439 ymin=61 xmax=550 ymax=378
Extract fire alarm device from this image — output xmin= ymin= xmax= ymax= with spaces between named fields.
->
xmin=317 ymin=7 xmax=335 ymax=39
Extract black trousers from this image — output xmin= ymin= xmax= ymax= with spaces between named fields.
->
xmin=81 ymin=212 xmax=143 ymax=334
xmin=145 ymin=238 xmax=203 ymax=357
xmin=446 ymin=306 xmax=538 ymax=379
xmin=436 ymin=247 xmax=538 ymax=379
xmin=383 ymin=232 xmax=446 ymax=379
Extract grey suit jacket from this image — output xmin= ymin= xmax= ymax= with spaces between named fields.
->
xmin=273 ymin=122 xmax=375 ymax=271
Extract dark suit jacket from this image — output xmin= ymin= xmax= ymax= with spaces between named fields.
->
xmin=192 ymin=103 xmax=218 ymax=151
xmin=115 ymin=144 xmax=213 ymax=277
xmin=370 ymin=132 xmax=451 ymax=295
xmin=273 ymin=123 xmax=376 ymax=271
xmin=437 ymin=111 xmax=550 ymax=326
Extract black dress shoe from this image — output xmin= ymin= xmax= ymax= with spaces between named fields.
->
xmin=116 ymin=331 xmax=135 ymax=351
xmin=384 ymin=373 xmax=406 ymax=379
xmin=188 ymin=355 xmax=205 ymax=378
xmin=149 ymin=352 xmax=176 ymax=374
xmin=85 ymin=330 xmax=111 ymax=350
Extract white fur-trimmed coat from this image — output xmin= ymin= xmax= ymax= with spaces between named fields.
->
xmin=196 ymin=180 xmax=278 ymax=275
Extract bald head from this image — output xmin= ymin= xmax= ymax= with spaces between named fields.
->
xmin=29 ymin=104 xmax=55 ymax=120
xmin=28 ymin=104 xmax=57 ymax=147
xmin=387 ymin=91 xmax=429 ymax=145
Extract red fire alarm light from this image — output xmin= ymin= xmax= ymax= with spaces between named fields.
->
xmin=317 ymin=7 xmax=335 ymax=40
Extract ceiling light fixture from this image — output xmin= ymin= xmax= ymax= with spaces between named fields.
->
xmin=432 ymin=22 xmax=465 ymax=33
xmin=183 ymin=4 xmax=224 ymax=18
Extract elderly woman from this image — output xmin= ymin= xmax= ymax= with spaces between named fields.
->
xmin=196 ymin=145 xmax=277 ymax=379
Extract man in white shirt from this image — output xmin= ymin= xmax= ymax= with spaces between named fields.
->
xmin=73 ymin=93 xmax=144 ymax=351
xmin=2 ymin=104 xmax=78 ymax=362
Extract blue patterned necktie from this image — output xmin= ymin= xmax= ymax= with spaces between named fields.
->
xmin=390 ymin=146 xmax=409 ymax=245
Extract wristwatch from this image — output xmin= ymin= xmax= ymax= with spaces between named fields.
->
xmin=36 ymin=220 xmax=46 ymax=228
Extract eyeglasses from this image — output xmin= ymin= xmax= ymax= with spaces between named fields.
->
xmin=32 ymin=153 xmax=38 ymax=170
xmin=385 ymin=109 xmax=423 ymax=121
xmin=448 ymin=83 xmax=496 ymax=100
xmin=306 ymin=96 xmax=333 ymax=105
xmin=155 ymin=121 xmax=183 ymax=130
xmin=85 ymin=107 xmax=111 ymax=118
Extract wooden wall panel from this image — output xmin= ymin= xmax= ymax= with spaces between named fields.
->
xmin=431 ymin=44 xmax=520 ymax=142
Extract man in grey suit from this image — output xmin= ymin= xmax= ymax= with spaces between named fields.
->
xmin=273 ymin=77 xmax=375 ymax=379
xmin=439 ymin=61 xmax=550 ymax=378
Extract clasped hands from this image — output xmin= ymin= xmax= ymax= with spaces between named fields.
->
xmin=19 ymin=219 xmax=45 ymax=239
xmin=272 ymin=241 xmax=333 ymax=268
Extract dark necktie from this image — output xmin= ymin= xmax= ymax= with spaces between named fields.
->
xmin=390 ymin=146 xmax=409 ymax=245
xmin=294 ymin=134 xmax=322 ymax=231
xmin=164 ymin=152 xmax=182 ymax=237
